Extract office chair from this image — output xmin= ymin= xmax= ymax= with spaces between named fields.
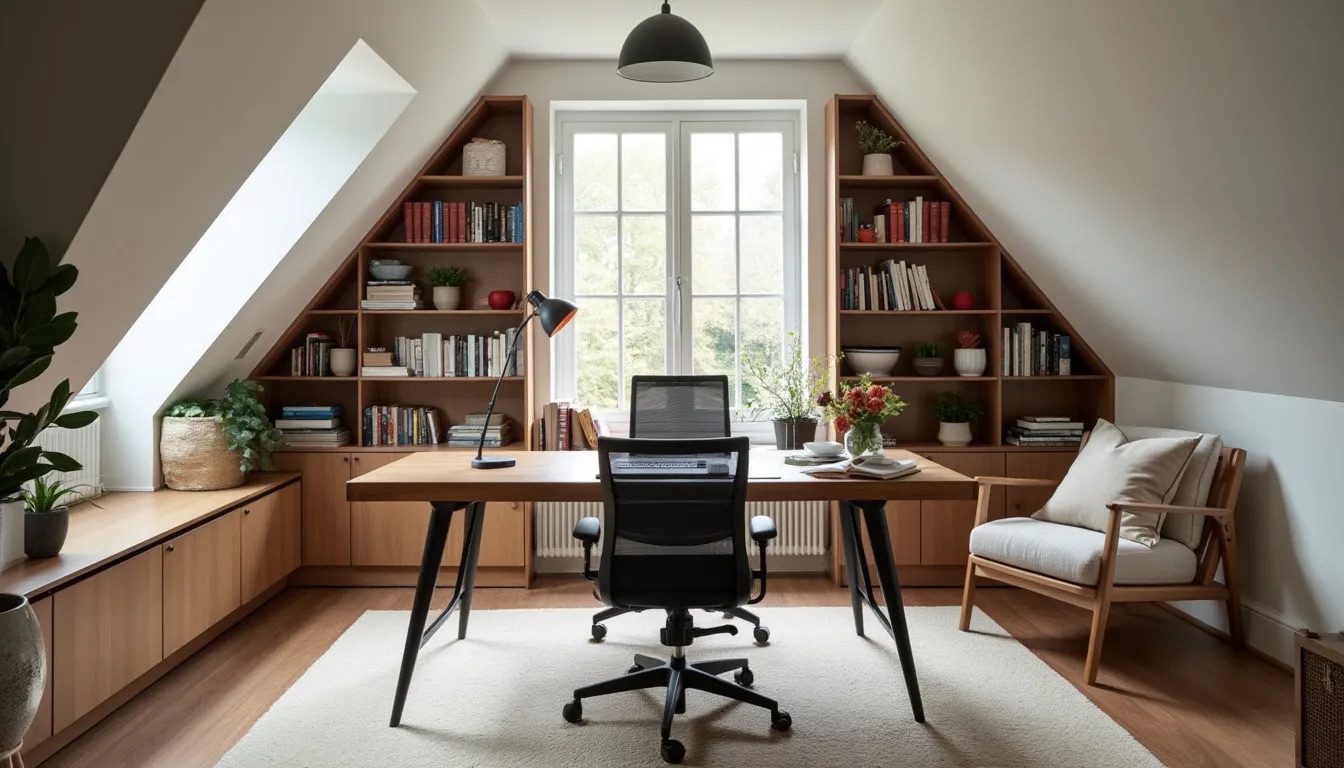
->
xmin=564 ymin=436 xmax=791 ymax=764
xmin=586 ymin=375 xmax=772 ymax=644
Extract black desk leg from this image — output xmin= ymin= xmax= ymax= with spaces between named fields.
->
xmin=837 ymin=504 xmax=865 ymax=637
xmin=390 ymin=501 xmax=458 ymax=727
xmin=855 ymin=500 xmax=926 ymax=723
xmin=457 ymin=501 xmax=486 ymax=640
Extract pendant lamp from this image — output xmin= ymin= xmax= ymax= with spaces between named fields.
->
xmin=617 ymin=2 xmax=713 ymax=83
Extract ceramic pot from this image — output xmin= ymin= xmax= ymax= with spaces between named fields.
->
xmin=0 ymin=498 xmax=23 ymax=570
xmin=862 ymin=153 xmax=894 ymax=176
xmin=24 ymin=506 xmax=68 ymax=559
xmin=772 ymin=418 xmax=817 ymax=451
xmin=954 ymin=348 xmax=987 ymax=377
xmin=913 ymin=357 xmax=945 ymax=376
xmin=329 ymin=348 xmax=356 ymax=377
xmin=488 ymin=290 xmax=517 ymax=310
xmin=844 ymin=423 xmax=884 ymax=458
xmin=938 ymin=421 xmax=973 ymax=447
xmin=432 ymin=286 xmax=461 ymax=311
xmin=0 ymin=593 xmax=46 ymax=754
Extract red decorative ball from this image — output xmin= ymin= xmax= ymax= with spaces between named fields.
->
xmin=488 ymin=290 xmax=517 ymax=310
xmin=949 ymin=290 xmax=975 ymax=310
xmin=856 ymin=226 xmax=877 ymax=243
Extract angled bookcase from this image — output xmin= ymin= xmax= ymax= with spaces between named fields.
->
xmin=826 ymin=94 xmax=1114 ymax=586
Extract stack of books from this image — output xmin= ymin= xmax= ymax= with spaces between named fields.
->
xmin=275 ymin=405 xmax=350 ymax=447
xmin=289 ymin=332 xmax=333 ymax=376
xmin=539 ymin=402 xmax=603 ymax=450
xmin=390 ymin=331 xmax=522 ymax=378
xmin=363 ymin=405 xmax=441 ymax=446
xmin=1002 ymin=323 xmax=1072 ymax=376
xmin=447 ymin=413 xmax=515 ymax=448
xmin=402 ymin=200 xmax=525 ymax=244
xmin=837 ymin=197 xmax=952 ymax=243
xmin=839 ymin=260 xmax=939 ymax=310
xmin=1006 ymin=417 xmax=1083 ymax=447
xmin=362 ymin=280 xmax=421 ymax=311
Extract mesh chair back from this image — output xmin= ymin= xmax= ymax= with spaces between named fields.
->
xmin=597 ymin=436 xmax=751 ymax=610
xmin=629 ymin=376 xmax=730 ymax=439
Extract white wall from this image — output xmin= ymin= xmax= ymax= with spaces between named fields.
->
xmin=1118 ymin=378 xmax=1344 ymax=663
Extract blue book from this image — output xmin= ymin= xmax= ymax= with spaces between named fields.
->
xmin=432 ymin=201 xmax=442 ymax=243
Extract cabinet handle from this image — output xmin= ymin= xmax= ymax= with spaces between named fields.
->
xmin=352 ymin=456 xmax=360 ymax=463
xmin=166 ymin=544 xmax=175 ymax=552
xmin=343 ymin=456 xmax=350 ymax=463
xmin=243 ymin=508 xmax=251 ymax=515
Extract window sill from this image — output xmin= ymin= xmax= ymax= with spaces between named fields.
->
xmin=65 ymin=395 xmax=110 ymax=413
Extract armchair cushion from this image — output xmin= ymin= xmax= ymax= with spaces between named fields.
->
xmin=1120 ymin=426 xmax=1223 ymax=549
xmin=1032 ymin=420 xmax=1198 ymax=547
xmin=970 ymin=517 xmax=1197 ymax=586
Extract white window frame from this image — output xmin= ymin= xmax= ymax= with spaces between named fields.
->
xmin=67 ymin=367 xmax=109 ymax=412
xmin=553 ymin=110 xmax=802 ymax=436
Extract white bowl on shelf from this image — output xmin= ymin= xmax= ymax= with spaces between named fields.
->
xmin=369 ymin=262 xmax=413 ymax=281
xmin=842 ymin=347 xmax=901 ymax=376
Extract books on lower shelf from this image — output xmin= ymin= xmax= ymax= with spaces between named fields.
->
xmin=1002 ymin=323 xmax=1072 ymax=376
xmin=276 ymin=405 xmax=350 ymax=447
xmin=446 ymin=419 xmax=516 ymax=448
xmin=362 ymin=280 xmax=422 ymax=311
xmin=838 ymin=196 xmax=951 ymax=244
xmin=1006 ymin=416 xmax=1083 ymax=447
xmin=402 ymin=200 xmax=524 ymax=244
xmin=840 ymin=260 xmax=940 ymax=310
xmin=389 ymin=331 xmax=522 ymax=378
xmin=363 ymin=405 xmax=441 ymax=446
xmin=289 ymin=332 xmax=334 ymax=376
xmin=539 ymin=402 xmax=604 ymax=450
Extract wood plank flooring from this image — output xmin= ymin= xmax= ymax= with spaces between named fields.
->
xmin=39 ymin=576 xmax=1293 ymax=768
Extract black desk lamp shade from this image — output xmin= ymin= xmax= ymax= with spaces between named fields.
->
xmin=472 ymin=291 xmax=577 ymax=469
xmin=617 ymin=2 xmax=713 ymax=83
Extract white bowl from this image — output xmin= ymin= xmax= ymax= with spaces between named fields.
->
xmin=804 ymin=441 xmax=844 ymax=458
xmin=369 ymin=263 xmax=414 ymax=281
xmin=843 ymin=347 xmax=901 ymax=376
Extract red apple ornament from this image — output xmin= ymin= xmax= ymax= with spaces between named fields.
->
xmin=949 ymin=290 xmax=975 ymax=310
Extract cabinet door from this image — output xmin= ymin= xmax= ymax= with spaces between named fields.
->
xmin=53 ymin=548 xmax=164 ymax=731
xmin=273 ymin=452 xmax=351 ymax=565
xmin=349 ymin=453 xmax=426 ymax=566
xmin=919 ymin=452 xmax=1005 ymax=566
xmin=163 ymin=510 xmax=242 ymax=656
xmin=447 ymin=501 xmax=527 ymax=567
xmin=22 ymin=596 xmax=53 ymax=752
xmin=241 ymin=482 xmax=302 ymax=603
xmin=1004 ymin=452 xmax=1076 ymax=518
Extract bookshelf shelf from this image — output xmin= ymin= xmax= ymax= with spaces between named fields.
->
xmin=838 ymin=309 xmax=997 ymax=316
xmin=837 ymin=174 xmax=940 ymax=187
xmin=838 ymin=242 xmax=996 ymax=250
xmin=306 ymin=309 xmax=358 ymax=316
xmin=1001 ymin=309 xmax=1055 ymax=316
xmin=359 ymin=376 xmax=524 ymax=383
xmin=1002 ymin=375 xmax=1109 ymax=381
xmin=364 ymin=242 xmax=524 ymax=251
xmin=416 ymin=174 xmax=524 ymax=187
xmin=842 ymin=376 xmax=996 ymax=383
xmin=360 ymin=309 xmax=524 ymax=316
xmin=255 ymin=376 xmax=358 ymax=382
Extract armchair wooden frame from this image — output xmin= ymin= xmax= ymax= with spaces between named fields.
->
xmin=958 ymin=445 xmax=1247 ymax=685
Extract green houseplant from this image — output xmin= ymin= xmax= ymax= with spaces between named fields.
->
xmin=932 ymin=391 xmax=983 ymax=447
xmin=22 ymin=475 xmax=90 ymax=558
xmin=160 ymin=379 xmax=283 ymax=490
xmin=428 ymin=266 xmax=468 ymax=310
xmin=912 ymin=341 xmax=945 ymax=376
xmin=856 ymin=119 xmax=904 ymax=176
xmin=742 ymin=333 xmax=834 ymax=449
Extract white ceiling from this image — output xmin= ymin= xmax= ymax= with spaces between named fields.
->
xmin=477 ymin=0 xmax=885 ymax=58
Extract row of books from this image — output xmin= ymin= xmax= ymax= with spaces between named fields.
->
xmin=402 ymin=201 xmax=524 ymax=244
xmin=275 ymin=405 xmax=351 ymax=447
xmin=360 ymin=332 xmax=522 ymax=378
xmin=838 ymin=197 xmax=952 ymax=243
xmin=1006 ymin=416 xmax=1083 ymax=447
xmin=288 ymin=332 xmax=337 ymax=377
xmin=840 ymin=260 xmax=941 ymax=311
xmin=446 ymin=413 xmax=516 ymax=449
xmin=539 ymin=401 xmax=606 ymax=451
xmin=363 ymin=405 xmax=442 ymax=447
xmin=362 ymin=280 xmax=422 ymax=311
xmin=1003 ymin=324 xmax=1072 ymax=376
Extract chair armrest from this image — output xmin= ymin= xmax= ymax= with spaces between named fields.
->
xmin=1106 ymin=502 xmax=1235 ymax=519
xmin=974 ymin=475 xmax=1061 ymax=489
xmin=747 ymin=515 xmax=776 ymax=605
xmin=572 ymin=516 xmax=601 ymax=580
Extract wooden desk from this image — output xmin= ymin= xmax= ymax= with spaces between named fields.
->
xmin=347 ymin=449 xmax=975 ymax=728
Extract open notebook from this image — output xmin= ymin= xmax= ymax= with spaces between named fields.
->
xmin=800 ymin=456 xmax=920 ymax=480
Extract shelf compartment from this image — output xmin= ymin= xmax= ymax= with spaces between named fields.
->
xmin=416 ymin=175 xmax=524 ymax=188
xmin=837 ymin=174 xmax=940 ymax=187
xmin=364 ymin=242 xmax=524 ymax=251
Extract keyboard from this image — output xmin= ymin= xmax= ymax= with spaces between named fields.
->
xmin=612 ymin=458 xmax=729 ymax=476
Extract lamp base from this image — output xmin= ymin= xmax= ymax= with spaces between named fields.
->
xmin=471 ymin=456 xmax=517 ymax=470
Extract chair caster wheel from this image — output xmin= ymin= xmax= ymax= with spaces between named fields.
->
xmin=771 ymin=709 xmax=792 ymax=731
xmin=562 ymin=699 xmax=583 ymax=724
xmin=733 ymin=667 xmax=754 ymax=687
xmin=660 ymin=738 xmax=686 ymax=764
xmin=753 ymin=626 xmax=770 ymax=644
xmin=591 ymin=623 xmax=607 ymax=641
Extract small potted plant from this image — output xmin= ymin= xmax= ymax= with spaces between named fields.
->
xmin=912 ymin=341 xmax=945 ymax=376
xmin=932 ymin=391 xmax=983 ymax=447
xmin=819 ymin=374 xmax=907 ymax=458
xmin=742 ymin=333 xmax=833 ymax=450
xmin=428 ymin=266 xmax=468 ymax=311
xmin=22 ymin=476 xmax=91 ymax=558
xmin=953 ymin=330 xmax=987 ymax=376
xmin=160 ymin=379 xmax=284 ymax=490
xmin=329 ymin=316 xmax=356 ymax=377
xmin=856 ymin=120 xmax=903 ymax=176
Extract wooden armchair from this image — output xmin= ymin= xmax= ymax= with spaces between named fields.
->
xmin=958 ymin=438 xmax=1247 ymax=685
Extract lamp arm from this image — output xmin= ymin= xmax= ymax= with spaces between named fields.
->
xmin=476 ymin=311 xmax=535 ymax=461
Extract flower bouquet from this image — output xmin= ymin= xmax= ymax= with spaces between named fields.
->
xmin=818 ymin=374 xmax=907 ymax=457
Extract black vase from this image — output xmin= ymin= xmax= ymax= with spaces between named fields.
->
xmin=24 ymin=507 xmax=69 ymax=558
xmin=772 ymin=418 xmax=818 ymax=450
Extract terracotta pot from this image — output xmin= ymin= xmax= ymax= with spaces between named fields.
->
xmin=488 ymin=290 xmax=517 ymax=310
xmin=0 ymin=593 xmax=45 ymax=753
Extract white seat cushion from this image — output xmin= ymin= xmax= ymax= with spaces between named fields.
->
xmin=970 ymin=517 xmax=1197 ymax=586
xmin=1119 ymin=425 xmax=1223 ymax=549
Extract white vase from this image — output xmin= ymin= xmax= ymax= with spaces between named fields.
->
xmin=330 ymin=348 xmax=356 ymax=377
xmin=954 ymin=348 xmax=987 ymax=377
xmin=862 ymin=153 xmax=894 ymax=176
xmin=0 ymin=593 xmax=45 ymax=753
xmin=0 ymin=498 xmax=25 ymax=570
xmin=938 ymin=421 xmax=973 ymax=447
xmin=433 ymin=286 xmax=461 ymax=311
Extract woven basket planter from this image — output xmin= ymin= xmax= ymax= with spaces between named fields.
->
xmin=160 ymin=416 xmax=243 ymax=491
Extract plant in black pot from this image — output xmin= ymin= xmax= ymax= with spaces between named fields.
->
xmin=743 ymin=333 xmax=833 ymax=450
xmin=22 ymin=476 xmax=91 ymax=558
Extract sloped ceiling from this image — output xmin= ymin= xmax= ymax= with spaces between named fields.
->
xmin=847 ymin=0 xmax=1344 ymax=402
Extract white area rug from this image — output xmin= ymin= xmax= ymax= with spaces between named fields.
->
xmin=218 ymin=607 xmax=1162 ymax=767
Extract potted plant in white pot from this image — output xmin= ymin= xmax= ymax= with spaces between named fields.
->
xmin=22 ymin=476 xmax=90 ymax=558
xmin=160 ymin=379 xmax=284 ymax=490
xmin=953 ymin=330 xmax=987 ymax=376
xmin=742 ymin=333 xmax=832 ymax=450
xmin=428 ymin=266 xmax=468 ymax=311
xmin=329 ymin=316 xmax=356 ymax=377
xmin=856 ymin=119 xmax=903 ymax=176
xmin=933 ymin=390 xmax=983 ymax=447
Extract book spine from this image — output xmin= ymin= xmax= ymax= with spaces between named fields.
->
xmin=1059 ymin=335 xmax=1071 ymax=376
xmin=940 ymin=201 xmax=950 ymax=243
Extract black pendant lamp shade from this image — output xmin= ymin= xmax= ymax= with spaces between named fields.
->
xmin=618 ymin=2 xmax=713 ymax=83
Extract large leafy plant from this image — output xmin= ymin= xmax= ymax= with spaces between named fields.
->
xmin=164 ymin=378 xmax=284 ymax=473
xmin=0 ymin=238 xmax=99 ymax=501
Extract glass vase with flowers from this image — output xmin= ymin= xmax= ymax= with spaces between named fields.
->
xmin=818 ymin=374 xmax=907 ymax=458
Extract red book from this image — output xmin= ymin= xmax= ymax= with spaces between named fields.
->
xmin=418 ymin=203 xmax=431 ymax=243
xmin=929 ymin=200 xmax=940 ymax=243
xmin=940 ymin=202 xmax=951 ymax=243
xmin=447 ymin=202 xmax=457 ymax=243
xmin=922 ymin=201 xmax=932 ymax=244
xmin=456 ymin=202 xmax=466 ymax=243
xmin=403 ymin=202 xmax=415 ymax=242
xmin=897 ymin=202 xmax=906 ymax=243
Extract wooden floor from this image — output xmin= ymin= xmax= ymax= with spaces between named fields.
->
xmin=40 ymin=576 xmax=1293 ymax=768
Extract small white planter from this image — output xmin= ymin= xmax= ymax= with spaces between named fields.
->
xmin=0 ymin=498 xmax=25 ymax=570
xmin=330 ymin=348 xmax=356 ymax=377
xmin=938 ymin=421 xmax=973 ymax=447
xmin=433 ymin=286 xmax=462 ymax=311
xmin=954 ymin=348 xmax=987 ymax=377
xmin=862 ymin=153 xmax=894 ymax=176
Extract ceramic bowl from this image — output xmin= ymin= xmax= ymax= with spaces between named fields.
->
xmin=804 ymin=441 xmax=844 ymax=458
xmin=842 ymin=347 xmax=901 ymax=376
xmin=369 ymin=262 xmax=413 ymax=281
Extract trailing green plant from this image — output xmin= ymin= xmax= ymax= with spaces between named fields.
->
xmin=21 ymin=475 xmax=90 ymax=513
xmin=856 ymin=120 xmax=903 ymax=155
xmin=164 ymin=379 xmax=284 ymax=473
xmin=932 ymin=391 xmax=983 ymax=424
xmin=914 ymin=341 xmax=944 ymax=358
xmin=742 ymin=332 xmax=835 ymax=421
xmin=0 ymin=237 xmax=100 ymax=502
xmin=427 ymin=266 xmax=469 ymax=287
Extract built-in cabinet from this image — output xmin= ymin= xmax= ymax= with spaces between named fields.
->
xmin=163 ymin=510 xmax=242 ymax=656
xmin=241 ymin=482 xmax=302 ymax=602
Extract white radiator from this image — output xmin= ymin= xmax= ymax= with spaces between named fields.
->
xmin=33 ymin=421 xmax=101 ymax=500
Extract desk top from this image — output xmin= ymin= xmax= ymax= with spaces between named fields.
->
xmin=346 ymin=449 xmax=974 ymax=504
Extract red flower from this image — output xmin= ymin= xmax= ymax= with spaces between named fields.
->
xmin=817 ymin=391 xmax=832 ymax=407
xmin=834 ymin=415 xmax=850 ymax=433
xmin=867 ymin=396 xmax=884 ymax=414
xmin=845 ymin=387 xmax=865 ymax=404
xmin=870 ymin=384 xmax=889 ymax=399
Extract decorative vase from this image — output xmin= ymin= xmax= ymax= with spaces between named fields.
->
xmin=0 ymin=593 xmax=46 ymax=756
xmin=913 ymin=357 xmax=945 ymax=376
xmin=0 ymin=498 xmax=24 ymax=570
xmin=772 ymin=418 xmax=817 ymax=450
xmin=329 ymin=348 xmax=356 ymax=377
xmin=938 ymin=421 xmax=973 ymax=447
xmin=953 ymin=348 xmax=987 ymax=377
xmin=861 ymin=153 xmax=894 ymax=176
xmin=432 ymin=286 xmax=461 ymax=311
xmin=24 ymin=506 xmax=69 ymax=559
xmin=159 ymin=416 xmax=244 ymax=491
xmin=856 ymin=225 xmax=876 ymax=243
xmin=844 ymin=422 xmax=885 ymax=458
xmin=463 ymin=138 xmax=506 ymax=176
xmin=488 ymin=290 xmax=517 ymax=310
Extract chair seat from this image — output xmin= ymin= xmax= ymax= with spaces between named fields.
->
xmin=969 ymin=517 xmax=1197 ymax=586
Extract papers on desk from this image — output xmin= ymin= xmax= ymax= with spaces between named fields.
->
xmin=800 ymin=457 xmax=920 ymax=480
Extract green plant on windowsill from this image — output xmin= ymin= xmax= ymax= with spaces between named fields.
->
xmin=21 ymin=476 xmax=90 ymax=514
xmin=427 ymin=266 xmax=469 ymax=287
xmin=164 ymin=379 xmax=284 ymax=474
